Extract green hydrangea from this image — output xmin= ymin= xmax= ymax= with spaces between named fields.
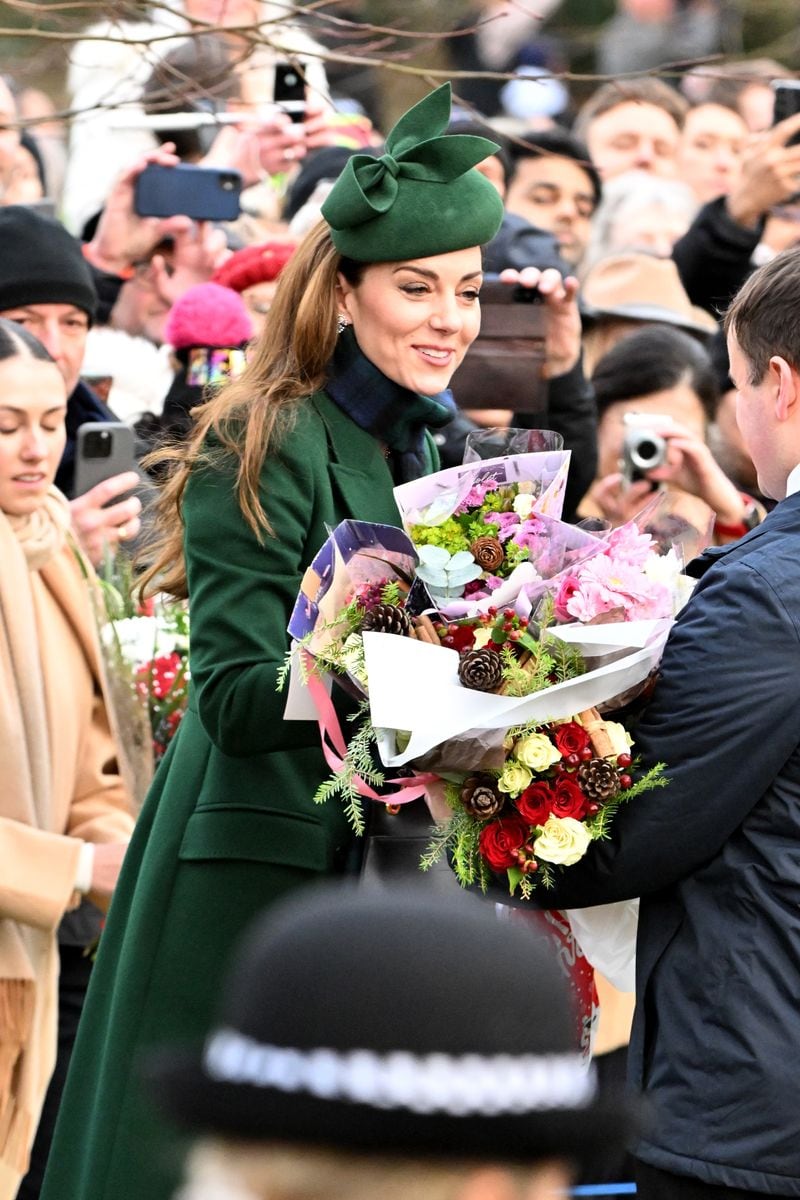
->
xmin=408 ymin=519 xmax=470 ymax=555
xmin=504 ymin=540 xmax=531 ymax=569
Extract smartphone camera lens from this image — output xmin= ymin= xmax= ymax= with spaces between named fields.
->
xmin=84 ymin=429 xmax=112 ymax=459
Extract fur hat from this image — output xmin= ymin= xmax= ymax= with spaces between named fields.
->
xmin=147 ymin=885 xmax=637 ymax=1167
xmin=322 ymin=84 xmax=504 ymax=262
xmin=0 ymin=205 xmax=97 ymax=320
xmin=581 ymin=253 xmax=718 ymax=339
xmin=164 ymin=282 xmax=253 ymax=351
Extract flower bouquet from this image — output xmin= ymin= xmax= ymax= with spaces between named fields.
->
xmin=91 ymin=553 xmax=190 ymax=811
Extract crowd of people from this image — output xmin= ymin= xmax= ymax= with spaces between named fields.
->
xmin=3 ymin=1 xmax=800 ymax=1198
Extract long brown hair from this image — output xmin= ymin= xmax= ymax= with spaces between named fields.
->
xmin=139 ymin=222 xmax=364 ymax=600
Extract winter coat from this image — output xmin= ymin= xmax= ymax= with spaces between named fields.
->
xmin=40 ymin=390 xmax=438 ymax=1200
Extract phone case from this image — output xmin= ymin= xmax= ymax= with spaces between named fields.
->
xmin=73 ymin=422 xmax=136 ymax=497
xmin=134 ymin=163 xmax=242 ymax=221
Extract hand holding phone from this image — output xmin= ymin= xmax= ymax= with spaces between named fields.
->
xmin=772 ymin=81 xmax=800 ymax=146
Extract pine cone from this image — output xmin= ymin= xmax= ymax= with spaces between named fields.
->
xmin=461 ymin=774 xmax=505 ymax=819
xmin=577 ymin=757 xmax=621 ymax=802
xmin=361 ymin=603 xmax=411 ymax=636
xmin=470 ymin=534 xmax=505 ymax=572
xmin=458 ymin=647 xmax=503 ymax=692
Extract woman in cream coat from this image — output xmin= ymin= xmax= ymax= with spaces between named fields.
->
xmin=0 ymin=318 xmax=133 ymax=1199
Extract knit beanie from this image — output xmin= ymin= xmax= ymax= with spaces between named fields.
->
xmin=165 ymin=282 xmax=253 ymax=351
xmin=0 ymin=205 xmax=97 ymax=320
xmin=211 ymin=242 xmax=296 ymax=295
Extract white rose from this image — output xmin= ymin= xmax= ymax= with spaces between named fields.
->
xmin=514 ymin=732 xmax=562 ymax=772
xmin=533 ymin=817 xmax=592 ymax=866
xmin=603 ymin=721 xmax=634 ymax=758
xmin=513 ymin=492 xmax=535 ymax=519
xmin=497 ymin=761 xmax=533 ymax=795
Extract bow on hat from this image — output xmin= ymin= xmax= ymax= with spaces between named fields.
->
xmin=322 ymin=83 xmax=499 ymax=231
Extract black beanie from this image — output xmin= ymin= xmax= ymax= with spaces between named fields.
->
xmin=0 ymin=205 xmax=97 ymax=321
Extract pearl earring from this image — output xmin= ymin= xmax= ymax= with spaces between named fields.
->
xmin=337 ymin=314 xmax=351 ymax=335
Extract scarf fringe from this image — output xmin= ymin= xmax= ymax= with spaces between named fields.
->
xmin=0 ymin=979 xmax=35 ymax=1165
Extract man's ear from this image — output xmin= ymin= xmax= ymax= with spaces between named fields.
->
xmin=769 ymin=355 xmax=800 ymax=422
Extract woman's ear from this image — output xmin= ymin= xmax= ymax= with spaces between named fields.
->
xmin=335 ymin=272 xmax=353 ymax=323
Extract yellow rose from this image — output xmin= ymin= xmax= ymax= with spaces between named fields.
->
xmin=533 ymin=816 xmax=592 ymax=866
xmin=497 ymin=761 xmax=533 ymax=795
xmin=514 ymin=732 xmax=562 ymax=773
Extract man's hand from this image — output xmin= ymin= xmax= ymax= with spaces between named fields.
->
xmin=497 ymin=266 xmax=582 ymax=379
xmin=69 ymin=471 xmax=142 ymax=566
xmin=149 ymin=219 xmax=229 ymax=309
xmin=84 ymin=143 xmax=193 ymax=276
xmin=202 ymin=113 xmax=306 ymax=184
xmin=726 ymin=113 xmax=800 ymax=230
xmin=90 ymin=842 xmax=129 ymax=898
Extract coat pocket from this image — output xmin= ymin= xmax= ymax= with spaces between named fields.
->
xmin=178 ymin=806 xmax=330 ymax=871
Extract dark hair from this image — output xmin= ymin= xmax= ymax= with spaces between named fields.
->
xmin=591 ymin=324 xmax=719 ymax=421
xmin=142 ymin=33 xmax=239 ymax=160
xmin=724 ymin=245 xmax=800 ymax=384
xmin=0 ymin=316 xmax=56 ymax=365
xmin=507 ymin=126 xmax=601 ymax=205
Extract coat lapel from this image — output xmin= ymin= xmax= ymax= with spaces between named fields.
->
xmin=311 ymin=392 xmax=404 ymax=527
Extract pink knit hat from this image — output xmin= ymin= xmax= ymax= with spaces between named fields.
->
xmin=165 ymin=282 xmax=254 ymax=351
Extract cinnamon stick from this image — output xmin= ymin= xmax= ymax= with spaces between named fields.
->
xmin=578 ymin=706 xmax=615 ymax=759
xmin=413 ymin=614 xmax=442 ymax=646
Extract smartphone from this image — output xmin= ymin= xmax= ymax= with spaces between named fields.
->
xmin=74 ymin=422 xmax=136 ymax=497
xmin=273 ymin=62 xmax=306 ymax=123
xmin=134 ymin=163 xmax=242 ymax=222
xmin=772 ymin=80 xmax=800 ymax=145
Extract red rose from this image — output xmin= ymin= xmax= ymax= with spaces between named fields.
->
xmin=479 ymin=815 xmax=530 ymax=871
xmin=551 ymin=777 xmax=590 ymax=820
xmin=516 ymin=781 xmax=555 ymax=827
xmin=553 ymin=721 xmax=591 ymax=757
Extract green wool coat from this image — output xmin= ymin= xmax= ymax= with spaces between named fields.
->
xmin=40 ymin=392 xmax=438 ymax=1200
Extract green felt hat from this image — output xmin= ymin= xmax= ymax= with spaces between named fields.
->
xmin=321 ymin=83 xmax=505 ymax=262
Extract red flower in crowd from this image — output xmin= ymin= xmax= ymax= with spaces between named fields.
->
xmin=479 ymin=814 xmax=530 ymax=871
xmin=516 ymin=781 xmax=555 ymax=827
xmin=552 ymin=721 xmax=591 ymax=757
xmin=550 ymin=776 xmax=590 ymax=820
xmin=136 ymin=651 xmax=185 ymax=701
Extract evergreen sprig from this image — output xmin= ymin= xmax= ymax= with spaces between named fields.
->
xmin=312 ymin=701 xmax=383 ymax=835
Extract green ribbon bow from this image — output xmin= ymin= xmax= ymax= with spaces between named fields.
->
xmin=322 ymin=83 xmax=500 ymax=232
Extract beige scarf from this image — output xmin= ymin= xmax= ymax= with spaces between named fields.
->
xmin=0 ymin=489 xmax=71 ymax=1166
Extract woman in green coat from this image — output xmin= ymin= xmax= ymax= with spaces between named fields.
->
xmin=39 ymin=83 xmax=504 ymax=1200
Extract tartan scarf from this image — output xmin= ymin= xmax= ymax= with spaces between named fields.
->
xmin=324 ymin=326 xmax=454 ymax=483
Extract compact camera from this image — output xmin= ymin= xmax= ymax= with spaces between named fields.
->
xmin=620 ymin=414 xmax=669 ymax=484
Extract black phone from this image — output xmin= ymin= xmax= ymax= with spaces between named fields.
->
xmin=134 ymin=163 xmax=242 ymax=222
xmin=74 ymin=421 xmax=136 ymax=497
xmin=772 ymin=80 xmax=800 ymax=146
xmin=274 ymin=62 xmax=306 ymax=124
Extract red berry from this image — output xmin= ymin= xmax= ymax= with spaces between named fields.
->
xmin=579 ymin=746 xmax=593 ymax=761
xmin=566 ymin=752 xmax=580 ymax=768
xmin=553 ymin=762 xmax=566 ymax=776
xmin=617 ymin=752 xmax=632 ymax=769
xmin=508 ymin=629 xmax=522 ymax=641
xmin=619 ymin=774 xmax=633 ymax=790
xmin=487 ymin=606 xmax=498 ymax=617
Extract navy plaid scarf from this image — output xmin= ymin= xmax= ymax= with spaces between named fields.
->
xmin=324 ymin=326 xmax=455 ymax=483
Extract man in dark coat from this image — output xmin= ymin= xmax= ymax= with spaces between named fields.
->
xmin=506 ymin=245 xmax=800 ymax=1198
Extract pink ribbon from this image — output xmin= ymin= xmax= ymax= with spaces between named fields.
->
xmin=302 ymin=652 xmax=436 ymax=805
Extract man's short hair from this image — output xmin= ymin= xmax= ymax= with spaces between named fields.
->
xmin=574 ymin=79 xmax=689 ymax=141
xmin=447 ymin=118 xmax=513 ymax=189
xmin=724 ymin=246 xmax=800 ymax=383
xmin=507 ymin=127 xmax=602 ymax=207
